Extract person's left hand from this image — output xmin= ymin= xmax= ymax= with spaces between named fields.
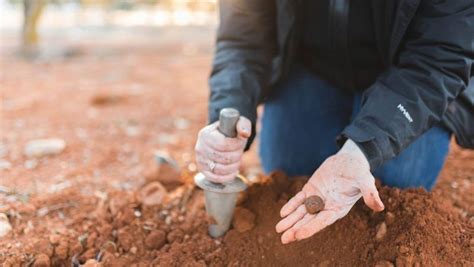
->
xmin=275 ymin=139 xmax=385 ymax=244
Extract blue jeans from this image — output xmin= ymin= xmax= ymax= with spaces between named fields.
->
xmin=259 ymin=67 xmax=451 ymax=190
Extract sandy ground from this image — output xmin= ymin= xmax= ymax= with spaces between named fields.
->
xmin=1 ymin=25 xmax=258 ymax=195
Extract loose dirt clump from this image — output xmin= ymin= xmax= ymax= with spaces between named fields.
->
xmin=144 ymin=230 xmax=166 ymax=250
xmin=90 ymin=93 xmax=127 ymax=106
xmin=138 ymin=182 xmax=168 ymax=207
xmin=231 ymin=207 xmax=255 ymax=233
xmin=33 ymin=254 xmax=50 ymax=267
xmin=375 ymin=222 xmax=388 ymax=241
xmin=1 ymin=170 xmax=472 ymax=266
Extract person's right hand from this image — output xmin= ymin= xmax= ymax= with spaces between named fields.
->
xmin=195 ymin=116 xmax=251 ymax=183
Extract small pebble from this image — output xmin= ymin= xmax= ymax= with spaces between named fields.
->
xmin=24 ymin=159 xmax=38 ymax=169
xmin=375 ymin=222 xmax=387 ymax=241
xmin=83 ymin=259 xmax=100 ymax=267
xmin=33 ymin=253 xmax=50 ymax=267
xmin=385 ymin=212 xmax=395 ymax=225
xmin=174 ymin=118 xmax=190 ymax=130
xmin=24 ymin=138 xmax=66 ymax=158
xmin=0 ymin=213 xmax=12 ymax=237
xmin=450 ymin=181 xmax=458 ymax=189
xmin=145 ymin=230 xmax=166 ymax=250
xmin=48 ymin=234 xmax=61 ymax=245
xmin=165 ymin=216 xmax=172 ymax=225
xmin=399 ymin=245 xmax=410 ymax=254
xmin=0 ymin=144 xmax=7 ymax=157
xmin=134 ymin=210 xmax=142 ymax=217
xmin=0 ymin=159 xmax=11 ymax=170
xmin=139 ymin=182 xmax=167 ymax=206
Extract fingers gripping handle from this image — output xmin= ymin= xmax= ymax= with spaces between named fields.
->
xmin=196 ymin=108 xmax=247 ymax=238
xmin=218 ymin=108 xmax=239 ymax=138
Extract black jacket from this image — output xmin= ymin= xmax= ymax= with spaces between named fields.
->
xmin=208 ymin=0 xmax=474 ymax=170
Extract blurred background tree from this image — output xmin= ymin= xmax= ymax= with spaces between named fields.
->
xmin=22 ymin=0 xmax=45 ymax=54
xmin=2 ymin=0 xmax=216 ymax=57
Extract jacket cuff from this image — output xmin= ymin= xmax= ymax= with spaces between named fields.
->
xmin=336 ymin=123 xmax=391 ymax=171
xmin=208 ymin=101 xmax=257 ymax=151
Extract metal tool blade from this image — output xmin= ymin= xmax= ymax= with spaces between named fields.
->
xmin=194 ymin=108 xmax=248 ymax=238
xmin=194 ymin=173 xmax=247 ymax=237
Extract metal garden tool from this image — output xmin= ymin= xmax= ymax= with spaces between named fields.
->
xmin=194 ymin=108 xmax=248 ymax=238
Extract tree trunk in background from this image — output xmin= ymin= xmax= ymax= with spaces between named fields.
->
xmin=22 ymin=0 xmax=44 ymax=53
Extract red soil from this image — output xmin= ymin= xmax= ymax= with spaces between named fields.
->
xmin=1 ymin=164 xmax=473 ymax=266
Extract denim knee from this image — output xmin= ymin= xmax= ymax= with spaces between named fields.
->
xmin=373 ymin=126 xmax=451 ymax=190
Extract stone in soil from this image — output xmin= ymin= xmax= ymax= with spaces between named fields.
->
xmin=100 ymin=252 xmax=117 ymax=265
xmin=0 ymin=159 xmax=12 ymax=170
xmin=117 ymin=229 xmax=134 ymax=252
xmin=108 ymin=194 xmax=130 ymax=216
xmin=48 ymin=234 xmax=61 ymax=245
xmin=167 ymin=229 xmax=184 ymax=243
xmin=385 ymin=211 xmax=396 ymax=225
xmin=138 ymin=182 xmax=168 ymax=206
xmin=35 ymin=239 xmax=54 ymax=258
xmin=24 ymin=138 xmax=66 ymax=158
xmin=54 ymin=240 xmax=69 ymax=260
xmin=83 ymin=259 xmax=101 ymax=267
xmin=145 ymin=230 xmax=166 ymax=250
xmin=90 ymin=93 xmax=125 ymax=106
xmin=33 ymin=253 xmax=50 ymax=267
xmin=0 ymin=213 xmax=12 ymax=237
xmin=24 ymin=159 xmax=38 ymax=169
xmin=375 ymin=222 xmax=387 ymax=241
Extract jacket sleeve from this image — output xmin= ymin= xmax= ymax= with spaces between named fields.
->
xmin=208 ymin=0 xmax=276 ymax=148
xmin=339 ymin=1 xmax=474 ymax=170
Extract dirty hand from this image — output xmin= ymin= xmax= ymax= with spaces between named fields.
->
xmin=276 ymin=139 xmax=385 ymax=244
xmin=195 ymin=116 xmax=251 ymax=183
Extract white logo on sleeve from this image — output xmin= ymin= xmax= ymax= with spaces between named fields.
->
xmin=397 ymin=104 xmax=413 ymax=123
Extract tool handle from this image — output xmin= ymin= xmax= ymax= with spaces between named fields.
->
xmin=218 ymin=108 xmax=240 ymax=138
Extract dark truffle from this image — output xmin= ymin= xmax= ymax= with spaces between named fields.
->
xmin=304 ymin=195 xmax=325 ymax=214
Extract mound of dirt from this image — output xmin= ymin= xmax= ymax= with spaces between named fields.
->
xmin=222 ymin=172 xmax=473 ymax=266
xmin=1 ymin=172 xmax=473 ymax=266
